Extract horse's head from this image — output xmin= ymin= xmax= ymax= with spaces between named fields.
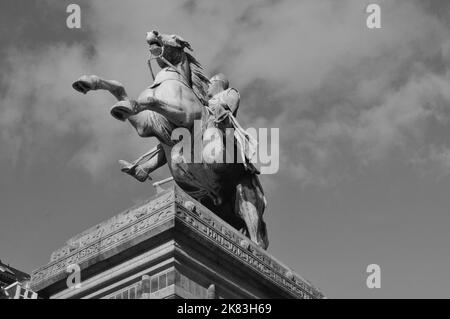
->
xmin=146 ymin=30 xmax=209 ymax=104
xmin=146 ymin=30 xmax=192 ymax=68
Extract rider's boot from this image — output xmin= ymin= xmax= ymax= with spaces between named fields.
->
xmin=119 ymin=160 xmax=151 ymax=182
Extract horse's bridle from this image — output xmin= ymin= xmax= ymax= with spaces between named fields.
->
xmin=147 ymin=45 xmax=189 ymax=85
xmin=147 ymin=45 xmax=164 ymax=81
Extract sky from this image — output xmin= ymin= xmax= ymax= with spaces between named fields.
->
xmin=1 ymin=0 xmax=450 ymax=298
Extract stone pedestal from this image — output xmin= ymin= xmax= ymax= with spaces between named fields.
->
xmin=30 ymin=185 xmax=324 ymax=299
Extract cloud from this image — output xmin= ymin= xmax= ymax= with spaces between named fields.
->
xmin=1 ymin=0 xmax=450 ymax=186
xmin=411 ymin=145 xmax=450 ymax=179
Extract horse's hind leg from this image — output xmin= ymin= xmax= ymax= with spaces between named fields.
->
xmin=235 ymin=174 xmax=269 ymax=250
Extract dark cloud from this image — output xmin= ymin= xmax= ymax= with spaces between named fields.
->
xmin=2 ymin=0 xmax=450 ymax=186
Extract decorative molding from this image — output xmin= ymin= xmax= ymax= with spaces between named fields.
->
xmin=31 ymin=203 xmax=174 ymax=287
xmin=50 ymin=191 xmax=175 ymax=262
xmin=30 ymin=185 xmax=323 ymax=299
xmin=173 ymin=189 xmax=323 ymax=299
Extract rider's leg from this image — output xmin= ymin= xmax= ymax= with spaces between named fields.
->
xmin=235 ymin=174 xmax=269 ymax=250
xmin=119 ymin=144 xmax=167 ymax=182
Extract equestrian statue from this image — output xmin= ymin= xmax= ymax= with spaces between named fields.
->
xmin=72 ymin=31 xmax=269 ymax=249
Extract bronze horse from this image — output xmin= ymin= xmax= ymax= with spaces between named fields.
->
xmin=72 ymin=31 xmax=269 ymax=249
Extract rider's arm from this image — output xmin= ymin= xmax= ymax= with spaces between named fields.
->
xmin=224 ymin=88 xmax=240 ymax=116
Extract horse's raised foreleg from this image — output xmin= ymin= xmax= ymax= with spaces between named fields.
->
xmin=73 ymin=75 xmax=129 ymax=101
xmin=73 ymin=75 xmax=157 ymax=136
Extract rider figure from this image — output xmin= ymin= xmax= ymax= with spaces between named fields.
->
xmin=207 ymin=73 xmax=240 ymax=119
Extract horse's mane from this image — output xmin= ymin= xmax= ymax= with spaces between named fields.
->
xmin=184 ymin=52 xmax=210 ymax=105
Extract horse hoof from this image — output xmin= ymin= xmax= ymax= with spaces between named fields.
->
xmin=72 ymin=80 xmax=89 ymax=94
xmin=111 ymin=101 xmax=134 ymax=121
